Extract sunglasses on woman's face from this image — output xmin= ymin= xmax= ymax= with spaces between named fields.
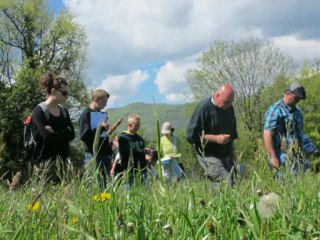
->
xmin=57 ymin=89 xmax=69 ymax=97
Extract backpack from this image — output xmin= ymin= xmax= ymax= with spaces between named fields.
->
xmin=23 ymin=102 xmax=67 ymax=156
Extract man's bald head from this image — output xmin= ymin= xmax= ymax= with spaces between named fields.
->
xmin=213 ymin=83 xmax=235 ymax=109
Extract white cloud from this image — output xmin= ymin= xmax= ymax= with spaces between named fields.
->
xmin=63 ymin=0 xmax=261 ymax=76
xmin=272 ymin=36 xmax=320 ymax=63
xmin=98 ymin=70 xmax=149 ymax=107
xmin=62 ymin=0 xmax=320 ymax=106
xmin=155 ymin=55 xmax=197 ymax=103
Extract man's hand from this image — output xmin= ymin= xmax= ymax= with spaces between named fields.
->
xmin=270 ymin=156 xmax=280 ymax=169
xmin=215 ymin=134 xmax=231 ymax=144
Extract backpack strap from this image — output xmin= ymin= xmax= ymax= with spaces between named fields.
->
xmin=38 ymin=102 xmax=68 ymax=120
xmin=38 ymin=102 xmax=49 ymax=120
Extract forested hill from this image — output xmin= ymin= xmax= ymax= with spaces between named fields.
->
xmin=107 ymin=102 xmax=191 ymax=140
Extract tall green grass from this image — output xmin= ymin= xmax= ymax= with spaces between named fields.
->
xmin=0 ymin=156 xmax=319 ymax=239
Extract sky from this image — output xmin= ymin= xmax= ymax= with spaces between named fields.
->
xmin=49 ymin=0 xmax=320 ymax=108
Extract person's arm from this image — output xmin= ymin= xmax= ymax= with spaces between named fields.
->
xmin=204 ymin=134 xmax=231 ymax=145
xmin=118 ymin=135 xmax=129 ymax=169
xmin=186 ymin=108 xmax=202 ymax=145
xmin=263 ymin=107 xmax=280 ymax=169
xmin=110 ymin=156 xmax=119 ymax=177
xmin=263 ymin=130 xmax=280 ymax=169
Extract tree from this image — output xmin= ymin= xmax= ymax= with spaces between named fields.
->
xmin=186 ymin=38 xmax=296 ymax=141
xmin=0 ymin=0 xmax=89 ymax=171
xmin=296 ymin=60 xmax=320 ymax=146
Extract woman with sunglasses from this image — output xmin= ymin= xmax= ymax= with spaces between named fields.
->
xmin=31 ymin=72 xmax=75 ymax=183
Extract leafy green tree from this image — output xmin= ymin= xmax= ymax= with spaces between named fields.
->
xmin=0 ymin=0 xmax=89 ymax=171
xmin=186 ymin=38 xmax=296 ymax=142
xmin=296 ymin=61 xmax=320 ymax=147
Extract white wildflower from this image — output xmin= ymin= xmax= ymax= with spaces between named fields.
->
xmin=257 ymin=192 xmax=280 ymax=219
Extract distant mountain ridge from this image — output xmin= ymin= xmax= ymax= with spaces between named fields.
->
xmin=107 ymin=102 xmax=190 ymax=140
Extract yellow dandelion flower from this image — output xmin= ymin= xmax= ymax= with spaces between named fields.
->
xmin=100 ymin=192 xmax=111 ymax=201
xmin=27 ymin=201 xmax=40 ymax=211
xmin=93 ymin=193 xmax=111 ymax=202
xmin=93 ymin=195 xmax=101 ymax=201
xmin=71 ymin=217 xmax=79 ymax=225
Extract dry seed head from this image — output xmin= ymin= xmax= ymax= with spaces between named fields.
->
xmin=257 ymin=192 xmax=280 ymax=218
xmin=155 ymin=218 xmax=161 ymax=227
xmin=256 ymin=189 xmax=263 ymax=197
xmin=162 ymin=224 xmax=172 ymax=235
xmin=127 ymin=222 xmax=134 ymax=233
xmin=127 ymin=222 xmax=134 ymax=228
xmin=200 ymin=199 xmax=206 ymax=207
xmin=207 ymin=221 xmax=215 ymax=234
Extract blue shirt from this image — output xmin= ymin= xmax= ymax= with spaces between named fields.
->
xmin=264 ymin=99 xmax=304 ymax=158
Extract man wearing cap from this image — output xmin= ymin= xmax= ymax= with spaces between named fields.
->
xmin=263 ymin=81 xmax=309 ymax=173
xmin=186 ymin=83 xmax=238 ymax=187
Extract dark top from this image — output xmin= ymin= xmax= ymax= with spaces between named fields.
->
xmin=186 ymin=97 xmax=238 ymax=157
xmin=79 ymin=107 xmax=112 ymax=154
xmin=32 ymin=104 xmax=75 ymax=163
xmin=118 ymin=131 xmax=148 ymax=174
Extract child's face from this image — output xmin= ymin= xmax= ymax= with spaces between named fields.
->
xmin=95 ymin=96 xmax=108 ymax=110
xmin=128 ymin=119 xmax=140 ymax=133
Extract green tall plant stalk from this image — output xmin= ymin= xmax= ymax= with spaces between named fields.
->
xmin=93 ymin=122 xmax=103 ymax=157
xmin=153 ymin=97 xmax=163 ymax=183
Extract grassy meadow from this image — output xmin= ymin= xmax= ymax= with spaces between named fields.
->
xmin=0 ymin=154 xmax=319 ymax=240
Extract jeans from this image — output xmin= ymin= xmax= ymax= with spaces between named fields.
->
xmin=271 ymin=152 xmax=310 ymax=181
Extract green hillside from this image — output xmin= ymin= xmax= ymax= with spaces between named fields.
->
xmin=107 ymin=102 xmax=190 ymax=140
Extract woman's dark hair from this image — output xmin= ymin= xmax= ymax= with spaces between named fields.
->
xmin=40 ymin=72 xmax=68 ymax=95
